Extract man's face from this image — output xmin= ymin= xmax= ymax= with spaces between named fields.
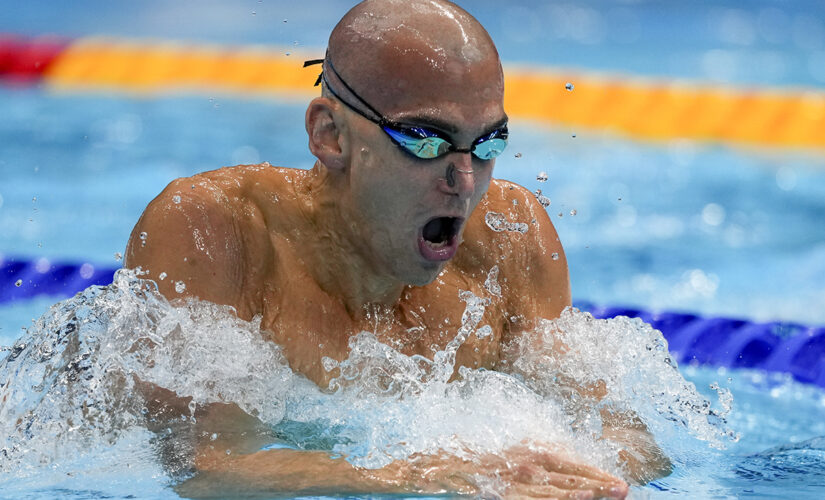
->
xmin=341 ymin=65 xmax=506 ymax=286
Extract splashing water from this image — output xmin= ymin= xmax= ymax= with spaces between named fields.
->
xmin=485 ymin=211 xmax=529 ymax=234
xmin=0 ymin=270 xmax=737 ymax=496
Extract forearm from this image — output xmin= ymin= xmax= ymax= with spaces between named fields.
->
xmin=177 ymin=448 xmax=415 ymax=498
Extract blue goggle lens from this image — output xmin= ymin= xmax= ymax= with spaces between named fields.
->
xmin=383 ymin=126 xmax=508 ymax=160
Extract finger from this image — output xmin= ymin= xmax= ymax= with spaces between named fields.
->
xmin=533 ymin=472 xmax=628 ymax=499
xmin=537 ymin=454 xmax=622 ymax=483
xmin=543 ymin=471 xmax=612 ymax=492
xmin=509 ymin=482 xmax=591 ymax=499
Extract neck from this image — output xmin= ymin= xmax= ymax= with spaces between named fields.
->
xmin=300 ymin=162 xmax=406 ymax=317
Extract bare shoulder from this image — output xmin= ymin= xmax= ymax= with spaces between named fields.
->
xmin=457 ymin=178 xmax=571 ymax=325
xmin=124 ymin=164 xmax=289 ymax=316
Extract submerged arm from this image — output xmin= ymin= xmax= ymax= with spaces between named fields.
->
xmin=140 ymin=383 xmax=627 ymax=499
xmin=496 ymin=182 xmax=670 ymax=484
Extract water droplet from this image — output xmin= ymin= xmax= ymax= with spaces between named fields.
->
xmin=32 ymin=196 xmax=37 ymax=202
xmin=565 ymin=82 xmax=574 ymax=91
xmin=285 ymin=52 xmax=291 ymax=56
xmin=558 ymin=212 xmax=564 ymax=218
xmin=225 ymin=449 xmax=232 ymax=455
xmin=571 ymin=133 xmax=577 ymax=138
xmin=158 ymin=272 xmax=167 ymax=281
xmin=552 ymin=253 xmax=559 ymax=261
xmin=512 ymin=199 xmax=518 ymax=206
xmin=536 ymin=171 xmax=548 ymax=182
xmin=514 ymin=153 xmax=522 ymax=158
xmin=484 ymin=212 xmax=528 ymax=234
xmin=175 ymin=281 xmax=186 ymax=293
xmin=114 ymin=252 xmax=122 ymax=261
xmin=139 ymin=232 xmax=148 ymax=248
xmin=476 ymin=324 xmax=493 ymax=339
xmin=283 ymin=18 xmax=288 ymax=23
xmin=172 ymin=195 xmax=181 ymax=204
xmin=534 ymin=189 xmax=551 ymax=208
xmin=252 ymin=10 xmax=256 ymax=15
xmin=210 ymin=433 xmax=218 ymax=441
xmin=321 ymin=356 xmax=338 ymax=372
xmin=484 ymin=265 xmax=501 ymax=297
xmin=570 ymin=209 xmax=577 ymax=216
xmin=14 ymin=279 xmax=22 ymax=287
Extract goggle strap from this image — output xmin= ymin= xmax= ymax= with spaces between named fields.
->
xmin=303 ymin=58 xmax=325 ymax=87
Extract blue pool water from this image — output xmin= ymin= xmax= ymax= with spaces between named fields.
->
xmin=2 ymin=0 xmax=825 ymax=498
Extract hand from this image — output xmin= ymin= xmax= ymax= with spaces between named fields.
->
xmin=385 ymin=444 xmax=629 ymax=499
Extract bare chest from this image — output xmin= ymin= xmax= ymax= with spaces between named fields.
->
xmin=256 ymin=266 xmax=508 ymax=388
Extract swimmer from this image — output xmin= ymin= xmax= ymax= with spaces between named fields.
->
xmin=126 ymin=1 xmax=670 ymax=497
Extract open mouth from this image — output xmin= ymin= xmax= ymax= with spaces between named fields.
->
xmin=418 ymin=216 xmax=463 ymax=261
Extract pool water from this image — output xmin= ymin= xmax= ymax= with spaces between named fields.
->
xmin=3 ymin=0 xmax=825 ymax=498
xmin=1 ymin=272 xmax=824 ymax=499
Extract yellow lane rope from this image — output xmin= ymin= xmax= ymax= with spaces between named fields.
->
xmin=44 ymin=37 xmax=825 ymax=150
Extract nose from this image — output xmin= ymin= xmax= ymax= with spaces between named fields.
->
xmin=443 ymin=152 xmax=475 ymax=198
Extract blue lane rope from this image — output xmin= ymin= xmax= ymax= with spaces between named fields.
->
xmin=2 ymin=256 xmax=824 ymax=388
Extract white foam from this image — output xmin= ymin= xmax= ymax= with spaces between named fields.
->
xmin=0 ymin=270 xmax=737 ymax=492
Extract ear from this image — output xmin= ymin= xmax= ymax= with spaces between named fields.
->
xmin=305 ymin=97 xmax=349 ymax=170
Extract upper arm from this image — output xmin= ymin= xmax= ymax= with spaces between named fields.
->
xmin=124 ymin=176 xmax=245 ymax=310
xmin=483 ymin=179 xmax=571 ymax=323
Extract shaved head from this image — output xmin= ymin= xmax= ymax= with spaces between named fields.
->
xmin=325 ymin=0 xmax=504 ymax=119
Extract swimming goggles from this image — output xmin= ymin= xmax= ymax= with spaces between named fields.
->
xmin=304 ymin=58 xmax=509 ymax=161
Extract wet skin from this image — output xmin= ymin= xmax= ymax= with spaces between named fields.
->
xmin=124 ymin=0 xmax=669 ymax=497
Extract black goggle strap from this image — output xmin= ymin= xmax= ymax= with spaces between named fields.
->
xmin=303 ymin=58 xmax=325 ymax=87
xmin=307 ymin=52 xmax=390 ymax=127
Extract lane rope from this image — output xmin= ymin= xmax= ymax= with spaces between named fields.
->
xmin=2 ymin=34 xmax=825 ymax=149
xmin=2 ymin=256 xmax=823 ymax=388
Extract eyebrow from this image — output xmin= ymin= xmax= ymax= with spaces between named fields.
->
xmin=393 ymin=114 xmax=509 ymax=138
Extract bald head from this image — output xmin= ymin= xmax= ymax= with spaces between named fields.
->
xmin=325 ymin=0 xmax=504 ymax=119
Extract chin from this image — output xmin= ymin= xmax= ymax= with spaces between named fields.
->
xmin=401 ymin=260 xmax=445 ymax=287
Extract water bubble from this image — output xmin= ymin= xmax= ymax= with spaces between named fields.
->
xmin=552 ymin=253 xmax=559 ymax=261
xmin=175 ymin=281 xmax=186 ymax=294
xmin=512 ymin=199 xmax=518 ymax=206
xmin=570 ymin=209 xmax=577 ymax=216
xmin=283 ymin=18 xmax=288 ymax=23
xmin=514 ymin=153 xmax=522 ymax=158
xmin=225 ymin=449 xmax=231 ymax=455
xmin=14 ymin=279 xmax=22 ymax=287
xmin=702 ymin=203 xmax=726 ymax=227
xmin=252 ymin=10 xmax=256 ymax=15
xmin=114 ymin=252 xmax=122 ymax=261
xmin=571 ymin=133 xmax=577 ymax=138
xmin=565 ymin=82 xmax=574 ymax=91
xmin=172 ymin=195 xmax=181 ymax=204
xmin=158 ymin=272 xmax=167 ymax=281
xmin=79 ymin=263 xmax=95 ymax=280
xmin=536 ymin=171 xmax=548 ymax=182
xmin=139 ymin=232 xmax=148 ymax=247
xmin=558 ymin=212 xmax=564 ymax=218
xmin=210 ymin=433 xmax=218 ymax=441
xmin=285 ymin=52 xmax=291 ymax=56
xmin=32 ymin=196 xmax=37 ymax=202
